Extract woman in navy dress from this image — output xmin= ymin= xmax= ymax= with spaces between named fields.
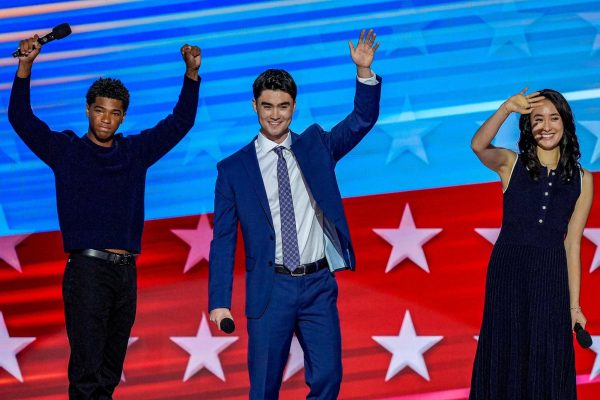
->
xmin=469 ymin=88 xmax=593 ymax=399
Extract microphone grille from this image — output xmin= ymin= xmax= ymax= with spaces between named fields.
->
xmin=52 ymin=23 xmax=72 ymax=39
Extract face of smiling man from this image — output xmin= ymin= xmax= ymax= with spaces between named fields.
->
xmin=253 ymin=89 xmax=296 ymax=144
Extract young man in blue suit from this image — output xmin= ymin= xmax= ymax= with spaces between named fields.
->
xmin=209 ymin=29 xmax=381 ymax=399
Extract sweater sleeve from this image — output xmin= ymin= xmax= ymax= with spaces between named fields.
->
xmin=8 ymin=75 xmax=72 ymax=168
xmin=132 ymin=75 xmax=200 ymax=167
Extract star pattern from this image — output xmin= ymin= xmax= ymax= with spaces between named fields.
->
xmin=283 ymin=335 xmax=304 ymax=382
xmin=579 ymin=12 xmax=600 ymax=54
xmin=475 ymin=228 xmax=500 ymax=245
xmin=584 ymin=228 xmax=600 ymax=273
xmin=121 ymin=336 xmax=139 ymax=382
xmin=171 ymin=214 xmax=214 ymax=273
xmin=372 ymin=310 xmax=443 ymax=381
xmin=0 ymin=207 xmax=30 ymax=273
xmin=0 ymin=312 xmax=36 ymax=382
xmin=373 ymin=204 xmax=442 ymax=273
xmin=578 ymin=121 xmax=600 ymax=164
xmin=170 ymin=313 xmax=238 ymax=382
xmin=480 ymin=0 xmax=541 ymax=56
xmin=590 ymin=336 xmax=600 ymax=381
xmin=379 ymin=98 xmax=439 ymax=164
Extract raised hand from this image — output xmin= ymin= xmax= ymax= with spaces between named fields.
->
xmin=181 ymin=44 xmax=201 ymax=81
xmin=348 ymin=29 xmax=380 ymax=78
xmin=16 ymin=35 xmax=42 ymax=78
xmin=503 ymin=87 xmax=545 ymax=115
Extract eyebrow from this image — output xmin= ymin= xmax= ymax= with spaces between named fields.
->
xmin=93 ymin=105 xmax=122 ymax=114
xmin=532 ymin=112 xmax=560 ymax=118
xmin=260 ymin=101 xmax=291 ymax=107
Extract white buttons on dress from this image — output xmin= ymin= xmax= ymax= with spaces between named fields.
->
xmin=548 ymin=182 xmax=552 ymax=186
xmin=544 ymin=192 xmax=549 ymax=196
xmin=542 ymin=206 xmax=547 ymax=210
xmin=539 ymin=219 xmax=543 ymax=223
xmin=552 ymin=172 xmax=556 ymax=176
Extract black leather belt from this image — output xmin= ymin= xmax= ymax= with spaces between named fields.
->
xmin=74 ymin=249 xmax=136 ymax=265
xmin=275 ymin=258 xmax=328 ymax=276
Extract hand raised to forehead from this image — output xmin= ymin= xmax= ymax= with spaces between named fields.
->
xmin=505 ymin=87 xmax=546 ymax=115
xmin=348 ymin=29 xmax=380 ymax=69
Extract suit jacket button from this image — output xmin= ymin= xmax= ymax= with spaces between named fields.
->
xmin=270 ymin=235 xmax=274 ymax=240
xmin=268 ymin=261 xmax=273 ymax=266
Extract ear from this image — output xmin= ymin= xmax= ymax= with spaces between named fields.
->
xmin=252 ymin=98 xmax=258 ymax=113
xmin=86 ymin=103 xmax=90 ymax=117
xmin=293 ymin=100 xmax=297 ymax=113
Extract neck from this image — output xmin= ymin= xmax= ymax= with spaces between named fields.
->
xmin=260 ymin=130 xmax=289 ymax=145
xmin=86 ymin=131 xmax=114 ymax=148
xmin=537 ymin=147 xmax=560 ymax=167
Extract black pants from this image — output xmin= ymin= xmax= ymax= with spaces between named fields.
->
xmin=62 ymin=253 xmax=137 ymax=400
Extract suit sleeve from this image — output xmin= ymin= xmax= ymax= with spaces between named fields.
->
xmin=324 ymin=75 xmax=382 ymax=162
xmin=132 ymin=75 xmax=200 ymax=167
xmin=8 ymin=75 xmax=72 ymax=168
xmin=208 ymin=161 xmax=239 ymax=311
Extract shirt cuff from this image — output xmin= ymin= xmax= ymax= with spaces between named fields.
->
xmin=357 ymin=70 xmax=378 ymax=86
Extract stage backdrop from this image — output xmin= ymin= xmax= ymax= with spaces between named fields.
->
xmin=1 ymin=1 xmax=600 ymax=399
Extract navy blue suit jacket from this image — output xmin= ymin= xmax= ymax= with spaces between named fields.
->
xmin=209 ymin=76 xmax=382 ymax=319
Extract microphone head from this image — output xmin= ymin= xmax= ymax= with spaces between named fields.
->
xmin=52 ymin=23 xmax=72 ymax=40
xmin=220 ymin=317 xmax=235 ymax=334
xmin=574 ymin=323 xmax=593 ymax=349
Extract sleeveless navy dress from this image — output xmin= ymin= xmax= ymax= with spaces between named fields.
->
xmin=470 ymin=155 xmax=581 ymax=399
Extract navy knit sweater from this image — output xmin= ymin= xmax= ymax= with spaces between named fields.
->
xmin=8 ymin=75 xmax=200 ymax=253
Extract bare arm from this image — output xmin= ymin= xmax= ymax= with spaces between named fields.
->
xmin=471 ymin=89 xmax=545 ymax=188
xmin=564 ymin=169 xmax=593 ymax=329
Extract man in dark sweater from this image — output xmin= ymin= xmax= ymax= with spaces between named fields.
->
xmin=8 ymin=34 xmax=201 ymax=399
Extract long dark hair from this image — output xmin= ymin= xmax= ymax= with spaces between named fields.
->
xmin=518 ymin=89 xmax=581 ymax=183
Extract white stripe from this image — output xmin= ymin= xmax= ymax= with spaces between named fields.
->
xmin=379 ymin=88 xmax=600 ymax=124
xmin=503 ymin=153 xmax=519 ymax=194
xmin=0 ymin=0 xmax=143 ymax=19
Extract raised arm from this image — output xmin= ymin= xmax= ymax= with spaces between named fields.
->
xmin=8 ymin=35 xmax=70 ymax=167
xmin=325 ymin=29 xmax=381 ymax=161
xmin=564 ymin=169 xmax=593 ymax=329
xmin=471 ymin=88 xmax=545 ymax=185
xmin=134 ymin=44 xmax=201 ymax=167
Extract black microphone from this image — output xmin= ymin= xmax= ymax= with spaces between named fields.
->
xmin=12 ymin=23 xmax=72 ymax=57
xmin=574 ymin=323 xmax=593 ymax=349
xmin=219 ymin=317 xmax=235 ymax=334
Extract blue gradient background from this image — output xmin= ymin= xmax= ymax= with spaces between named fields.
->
xmin=1 ymin=0 xmax=600 ymax=235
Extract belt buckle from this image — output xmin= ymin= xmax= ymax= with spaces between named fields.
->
xmin=290 ymin=265 xmax=306 ymax=277
xmin=117 ymin=254 xmax=132 ymax=265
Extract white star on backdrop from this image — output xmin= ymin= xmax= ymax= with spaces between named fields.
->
xmin=283 ymin=335 xmax=304 ymax=382
xmin=372 ymin=310 xmax=443 ymax=382
xmin=0 ymin=207 xmax=30 ymax=273
xmin=380 ymin=98 xmax=438 ymax=164
xmin=171 ymin=214 xmax=213 ymax=273
xmin=579 ymin=12 xmax=600 ymax=54
xmin=480 ymin=0 xmax=541 ymax=56
xmin=121 ymin=336 xmax=139 ymax=382
xmin=170 ymin=313 xmax=238 ymax=382
xmin=373 ymin=204 xmax=442 ymax=273
xmin=578 ymin=121 xmax=600 ymax=163
xmin=182 ymin=100 xmax=235 ymax=164
xmin=0 ymin=312 xmax=36 ymax=382
xmin=475 ymin=228 xmax=500 ymax=245
xmin=589 ymin=336 xmax=600 ymax=381
xmin=584 ymin=228 xmax=600 ymax=273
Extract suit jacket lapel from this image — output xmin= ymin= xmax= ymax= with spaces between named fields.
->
xmin=240 ymin=138 xmax=274 ymax=230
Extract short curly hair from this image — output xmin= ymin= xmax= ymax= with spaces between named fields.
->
xmin=86 ymin=77 xmax=130 ymax=113
xmin=253 ymin=69 xmax=297 ymax=100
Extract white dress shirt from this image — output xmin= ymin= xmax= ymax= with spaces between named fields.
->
xmin=255 ymin=72 xmax=379 ymax=266
xmin=255 ymin=132 xmax=324 ymax=265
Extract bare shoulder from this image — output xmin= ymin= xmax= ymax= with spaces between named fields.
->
xmin=582 ymin=167 xmax=594 ymax=193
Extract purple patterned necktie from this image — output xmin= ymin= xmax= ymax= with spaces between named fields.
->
xmin=273 ymin=146 xmax=301 ymax=271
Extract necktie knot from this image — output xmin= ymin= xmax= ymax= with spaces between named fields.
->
xmin=274 ymin=146 xmax=285 ymax=158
